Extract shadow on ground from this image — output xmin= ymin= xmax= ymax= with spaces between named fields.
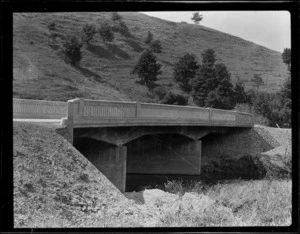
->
xmin=123 ymin=38 xmax=144 ymax=53
xmin=73 ymin=64 xmax=102 ymax=82
xmin=86 ymin=43 xmax=116 ymax=60
xmin=86 ymin=43 xmax=131 ymax=59
xmin=107 ymin=44 xmax=131 ymax=59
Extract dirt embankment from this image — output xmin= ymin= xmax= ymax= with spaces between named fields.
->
xmin=200 ymin=125 xmax=291 ymax=179
xmin=13 ymin=122 xmax=157 ymax=227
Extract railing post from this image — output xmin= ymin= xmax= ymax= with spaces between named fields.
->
xmin=136 ymin=101 xmax=141 ymax=118
xmin=66 ymin=99 xmax=76 ymax=145
xmin=209 ymin=108 xmax=212 ymax=121
xmin=76 ymin=98 xmax=85 ymax=117
xmin=235 ymin=110 xmax=239 ymax=125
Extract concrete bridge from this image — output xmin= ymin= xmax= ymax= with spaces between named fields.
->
xmin=13 ymin=98 xmax=254 ymax=192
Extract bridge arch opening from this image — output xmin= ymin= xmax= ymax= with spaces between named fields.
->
xmin=124 ymin=133 xmax=202 ymax=192
xmin=74 ymin=137 xmax=116 ymax=153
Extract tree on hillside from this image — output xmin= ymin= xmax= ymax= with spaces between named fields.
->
xmin=201 ymin=49 xmax=216 ymax=68
xmin=280 ymin=48 xmax=291 ymax=127
xmin=111 ymin=12 xmax=122 ymax=21
xmin=81 ymin=23 xmax=96 ymax=44
xmin=149 ymin=40 xmax=162 ymax=53
xmin=192 ymin=49 xmax=236 ymax=109
xmin=47 ymin=21 xmax=56 ymax=31
xmin=192 ymin=49 xmax=217 ymax=106
xmin=47 ymin=21 xmax=58 ymax=46
xmin=281 ymin=48 xmax=291 ymax=103
xmin=251 ymin=73 xmax=264 ymax=90
xmin=173 ymin=53 xmax=199 ymax=92
xmin=131 ymin=49 xmax=162 ymax=89
xmin=282 ymin=48 xmax=291 ymax=71
xmin=63 ymin=35 xmax=83 ymax=65
xmin=145 ymin=31 xmax=153 ymax=44
xmin=234 ymin=76 xmax=248 ymax=104
xmin=191 ymin=12 xmax=203 ymax=25
xmin=205 ymin=63 xmax=235 ymax=109
xmin=98 ymin=22 xmax=114 ymax=42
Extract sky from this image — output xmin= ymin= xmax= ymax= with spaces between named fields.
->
xmin=141 ymin=11 xmax=290 ymax=52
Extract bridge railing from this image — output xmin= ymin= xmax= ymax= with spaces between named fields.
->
xmin=13 ymin=98 xmax=67 ymax=119
xmin=139 ymin=102 xmax=210 ymax=120
xmin=67 ymin=98 xmax=254 ymax=127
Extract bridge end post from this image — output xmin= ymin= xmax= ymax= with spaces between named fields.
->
xmin=65 ymin=99 xmax=80 ymax=144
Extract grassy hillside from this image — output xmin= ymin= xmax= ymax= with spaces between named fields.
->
xmin=13 ymin=12 xmax=288 ymax=102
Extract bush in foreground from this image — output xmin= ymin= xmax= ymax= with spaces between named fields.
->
xmin=157 ymin=178 xmax=291 ymax=226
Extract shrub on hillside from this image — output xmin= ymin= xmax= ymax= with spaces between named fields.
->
xmin=47 ymin=21 xmax=58 ymax=46
xmin=144 ymin=31 xmax=153 ymax=44
xmin=251 ymin=73 xmax=264 ymax=90
xmin=81 ymin=23 xmax=96 ymax=44
xmin=112 ymin=20 xmax=131 ymax=37
xmin=111 ymin=12 xmax=122 ymax=21
xmin=149 ymin=40 xmax=162 ymax=53
xmin=47 ymin=21 xmax=56 ymax=31
xmin=234 ymin=77 xmax=249 ymax=104
xmin=153 ymin=86 xmax=167 ymax=100
xmin=234 ymin=103 xmax=270 ymax=126
xmin=161 ymin=90 xmax=189 ymax=106
xmin=98 ymin=22 xmax=114 ymax=42
xmin=62 ymin=35 xmax=83 ymax=65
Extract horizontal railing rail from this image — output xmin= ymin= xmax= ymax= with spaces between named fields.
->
xmin=13 ymin=98 xmax=67 ymax=119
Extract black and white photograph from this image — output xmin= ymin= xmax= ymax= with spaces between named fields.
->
xmin=9 ymin=2 xmax=296 ymax=230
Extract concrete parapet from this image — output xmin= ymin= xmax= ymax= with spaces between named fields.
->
xmin=13 ymin=98 xmax=67 ymax=119
xmin=67 ymin=98 xmax=254 ymax=128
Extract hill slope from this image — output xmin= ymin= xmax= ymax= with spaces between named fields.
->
xmin=13 ymin=12 xmax=288 ymax=102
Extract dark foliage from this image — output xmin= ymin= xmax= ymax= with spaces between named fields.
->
xmin=111 ymin=12 xmax=122 ymax=21
xmin=161 ymin=90 xmax=189 ymax=106
xmin=192 ymin=49 xmax=236 ymax=109
xmin=63 ymin=35 xmax=83 ymax=65
xmin=191 ymin=12 xmax=203 ymax=24
xmin=114 ymin=20 xmax=131 ymax=37
xmin=251 ymin=73 xmax=264 ymax=90
xmin=234 ymin=77 xmax=249 ymax=104
xmin=131 ymin=49 xmax=162 ymax=89
xmin=81 ymin=23 xmax=96 ymax=44
xmin=282 ymin=48 xmax=291 ymax=71
xmin=98 ymin=22 xmax=114 ymax=42
xmin=149 ymin=40 xmax=162 ymax=53
xmin=153 ymin=86 xmax=167 ymax=100
xmin=144 ymin=31 xmax=153 ymax=44
xmin=47 ymin=22 xmax=56 ymax=31
xmin=246 ymin=90 xmax=291 ymax=127
xmin=173 ymin=53 xmax=199 ymax=92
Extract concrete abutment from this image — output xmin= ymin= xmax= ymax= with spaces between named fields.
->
xmin=74 ymin=138 xmax=127 ymax=192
